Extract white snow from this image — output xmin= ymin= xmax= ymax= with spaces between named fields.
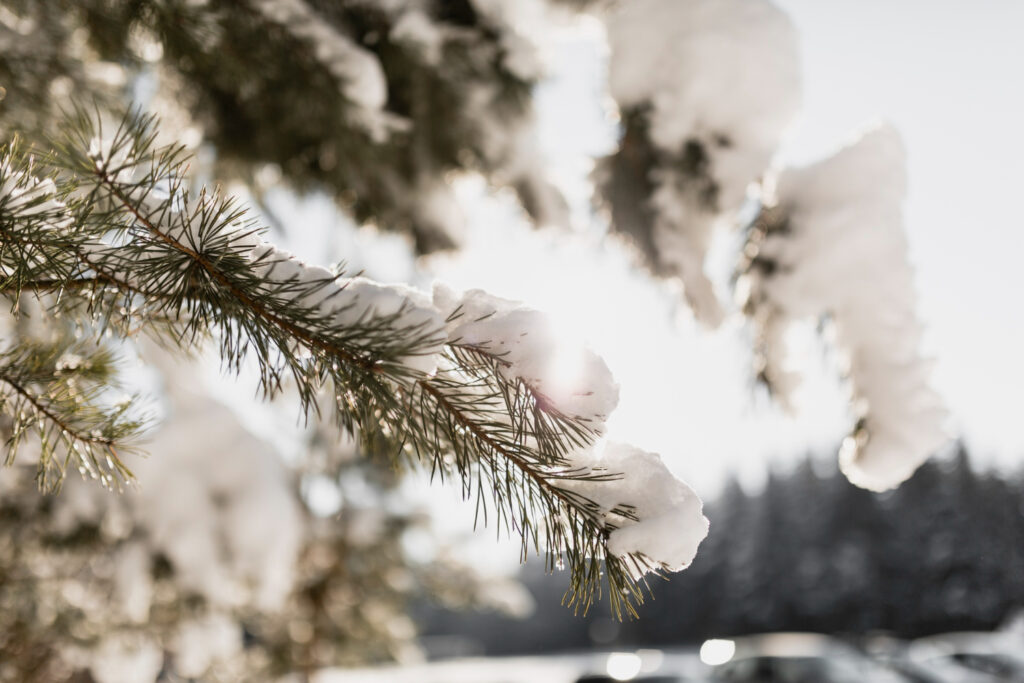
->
xmin=391 ymin=9 xmax=445 ymax=66
xmin=559 ymin=442 xmax=708 ymax=578
xmin=173 ymin=613 xmax=243 ymax=678
xmin=427 ymin=286 xmax=708 ymax=577
xmin=470 ymin=0 xmax=547 ymax=81
xmin=605 ymin=0 xmax=801 ymax=326
xmin=0 ymin=158 xmax=70 ymax=228
xmin=249 ymin=242 xmax=447 ymax=375
xmin=113 ymin=542 xmax=154 ymax=623
xmin=433 ymin=283 xmax=619 ymax=431
xmin=745 ymin=123 xmax=948 ymax=490
xmin=252 ymin=0 xmax=391 ymax=136
xmin=607 ymin=0 xmax=800 ymax=180
xmin=131 ymin=379 xmax=305 ymax=611
xmin=89 ymin=634 xmax=163 ymax=683
xmin=412 ymin=179 xmax=468 ymax=247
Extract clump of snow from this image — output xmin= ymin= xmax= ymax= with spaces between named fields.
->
xmin=89 ymin=634 xmax=163 ymax=683
xmin=250 ymin=242 xmax=447 ymax=375
xmin=741 ymin=123 xmax=948 ymax=491
xmin=0 ymin=158 xmax=70 ymax=227
xmin=131 ymin=384 xmax=305 ymax=611
xmin=113 ymin=542 xmax=153 ymax=623
xmin=607 ymin=0 xmax=799 ymax=181
xmin=604 ymin=0 xmax=800 ymax=326
xmin=433 ymin=283 xmax=619 ymax=431
xmin=560 ymin=442 xmax=709 ymax=578
xmin=475 ymin=576 xmax=535 ymax=619
xmin=390 ymin=9 xmax=444 ymax=66
xmin=410 ymin=178 xmax=468 ymax=250
xmin=470 ymin=0 xmax=547 ymax=81
xmin=174 ymin=613 xmax=243 ymax=678
xmin=252 ymin=0 xmax=391 ymax=137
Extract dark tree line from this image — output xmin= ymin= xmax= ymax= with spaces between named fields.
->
xmin=419 ymin=445 xmax=1024 ymax=655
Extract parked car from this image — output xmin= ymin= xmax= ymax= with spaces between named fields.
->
xmin=902 ymin=631 xmax=1024 ymax=682
xmin=705 ymin=633 xmax=911 ymax=682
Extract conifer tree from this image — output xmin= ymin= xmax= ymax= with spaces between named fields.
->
xmin=0 ymin=0 xmax=949 ymax=679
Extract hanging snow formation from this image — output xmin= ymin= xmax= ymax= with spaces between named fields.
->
xmin=603 ymin=0 xmax=801 ymax=325
xmin=738 ymin=124 xmax=947 ymax=491
xmin=559 ymin=442 xmax=709 ymax=578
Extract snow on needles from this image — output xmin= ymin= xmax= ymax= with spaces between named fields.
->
xmin=606 ymin=0 xmax=800 ymax=325
xmin=6 ymin=137 xmax=706 ymax=578
xmin=434 ymin=283 xmax=619 ymax=431
xmin=434 ymin=284 xmax=708 ymax=575
xmin=216 ymin=243 xmax=705 ymax=575
xmin=744 ymin=124 xmax=948 ymax=491
xmin=247 ymin=241 xmax=447 ymax=376
xmin=560 ymin=442 xmax=709 ymax=578
xmin=238 ymin=238 xmax=706 ymax=572
xmin=0 ymin=157 xmax=70 ymax=228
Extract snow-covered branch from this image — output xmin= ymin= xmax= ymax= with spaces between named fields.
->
xmin=600 ymin=0 xmax=801 ymax=325
xmin=1 ymin=110 xmax=708 ymax=615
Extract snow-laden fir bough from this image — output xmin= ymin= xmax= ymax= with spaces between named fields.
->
xmin=0 ymin=108 xmax=708 ymax=617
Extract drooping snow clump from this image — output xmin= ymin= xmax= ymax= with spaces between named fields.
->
xmin=739 ymin=123 xmax=947 ymax=491
xmin=433 ymin=283 xmax=619 ymax=433
xmin=560 ymin=442 xmax=709 ymax=578
xmin=605 ymin=0 xmax=800 ymax=325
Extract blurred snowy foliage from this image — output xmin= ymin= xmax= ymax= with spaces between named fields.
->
xmin=599 ymin=0 xmax=801 ymax=326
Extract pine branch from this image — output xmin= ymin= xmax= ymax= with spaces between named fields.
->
xmin=0 ymin=340 xmax=143 ymax=491
xmin=0 ymin=108 xmax=676 ymax=613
